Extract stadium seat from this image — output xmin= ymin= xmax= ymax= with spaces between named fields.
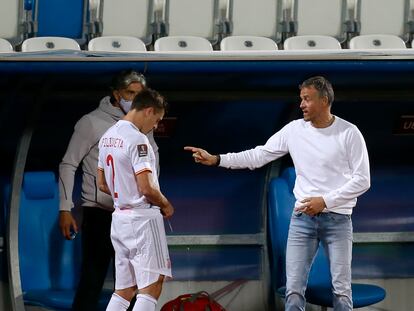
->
xmin=349 ymin=34 xmax=407 ymax=49
xmin=154 ymin=36 xmax=213 ymax=51
xmin=88 ymin=36 xmax=147 ymax=52
xmin=96 ymin=0 xmax=156 ymax=45
xmin=164 ymin=0 xmax=222 ymax=43
xmin=226 ymin=0 xmax=281 ymax=41
xmin=34 ymin=0 xmax=87 ymax=40
xmin=0 ymin=38 xmax=13 ymax=52
xmin=21 ymin=37 xmax=81 ymax=52
xmin=268 ymin=167 xmax=386 ymax=309
xmin=0 ymin=0 xmax=19 ymax=38
xmin=291 ymin=0 xmax=348 ymax=41
xmin=0 ymin=0 xmax=26 ymax=47
xmin=18 ymin=171 xmax=111 ymax=310
xmin=284 ymin=35 xmax=342 ymax=50
xmin=220 ymin=36 xmax=278 ymax=51
xmin=356 ymin=0 xmax=409 ymax=39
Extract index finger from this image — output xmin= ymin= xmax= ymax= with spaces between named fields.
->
xmin=184 ymin=146 xmax=201 ymax=152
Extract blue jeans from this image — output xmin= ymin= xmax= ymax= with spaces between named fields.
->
xmin=285 ymin=212 xmax=353 ymax=311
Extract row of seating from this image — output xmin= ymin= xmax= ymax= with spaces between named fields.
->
xmin=0 ymin=34 xmax=410 ymax=53
xmin=1 ymin=0 xmax=413 ymax=51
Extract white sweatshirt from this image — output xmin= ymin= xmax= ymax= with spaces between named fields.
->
xmin=220 ymin=116 xmax=370 ymax=214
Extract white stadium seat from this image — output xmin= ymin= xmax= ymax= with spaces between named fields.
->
xmin=0 ymin=0 xmax=22 ymax=46
xmin=356 ymin=0 xmax=409 ymax=38
xmin=349 ymin=34 xmax=407 ymax=49
xmin=226 ymin=0 xmax=281 ymax=40
xmin=293 ymin=0 xmax=347 ymax=40
xmin=21 ymin=37 xmax=81 ymax=52
xmin=154 ymin=36 xmax=213 ymax=51
xmin=220 ymin=36 xmax=278 ymax=51
xmin=284 ymin=35 xmax=342 ymax=50
xmin=88 ymin=36 xmax=147 ymax=52
xmin=0 ymin=38 xmax=13 ymax=52
xmin=164 ymin=0 xmax=221 ymax=42
xmin=99 ymin=0 xmax=155 ymax=45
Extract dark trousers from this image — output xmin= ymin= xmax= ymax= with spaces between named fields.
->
xmin=72 ymin=206 xmax=114 ymax=311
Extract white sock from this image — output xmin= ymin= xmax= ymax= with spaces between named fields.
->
xmin=106 ymin=293 xmax=130 ymax=311
xmin=133 ymin=293 xmax=157 ymax=311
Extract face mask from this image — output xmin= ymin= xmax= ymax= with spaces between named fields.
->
xmin=119 ymin=97 xmax=132 ymax=114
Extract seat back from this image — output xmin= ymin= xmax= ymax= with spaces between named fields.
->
xmin=227 ymin=0 xmax=281 ymax=40
xmin=100 ymin=0 xmax=154 ymax=44
xmin=88 ymin=36 xmax=147 ymax=52
xmin=349 ymin=34 xmax=407 ymax=49
xmin=0 ymin=0 xmax=24 ymax=46
xmin=154 ymin=36 xmax=213 ymax=51
xmin=164 ymin=0 xmax=220 ymax=42
xmin=0 ymin=38 xmax=14 ymax=52
xmin=34 ymin=0 xmax=87 ymax=40
xmin=21 ymin=36 xmax=81 ymax=52
xmin=356 ymin=0 xmax=409 ymax=38
xmin=268 ymin=167 xmax=331 ymax=290
xmin=220 ymin=36 xmax=278 ymax=51
xmin=268 ymin=167 xmax=296 ymax=289
xmin=284 ymin=35 xmax=342 ymax=50
xmin=18 ymin=171 xmax=82 ymax=292
xmin=292 ymin=0 xmax=348 ymax=40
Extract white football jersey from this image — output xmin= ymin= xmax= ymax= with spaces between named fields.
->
xmin=98 ymin=120 xmax=159 ymax=209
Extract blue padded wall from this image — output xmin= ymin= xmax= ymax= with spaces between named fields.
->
xmin=158 ymin=100 xmax=289 ymax=234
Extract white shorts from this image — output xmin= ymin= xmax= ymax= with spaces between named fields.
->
xmin=111 ymin=208 xmax=172 ymax=290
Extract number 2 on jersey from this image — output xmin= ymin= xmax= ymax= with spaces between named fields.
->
xmin=106 ymin=154 xmax=118 ymax=198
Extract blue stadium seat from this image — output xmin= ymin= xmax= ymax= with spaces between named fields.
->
xmin=18 ymin=171 xmax=111 ymax=310
xmin=34 ymin=0 xmax=86 ymax=40
xmin=268 ymin=167 xmax=386 ymax=309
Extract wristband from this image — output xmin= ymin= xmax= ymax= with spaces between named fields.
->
xmin=215 ymin=154 xmax=221 ymax=166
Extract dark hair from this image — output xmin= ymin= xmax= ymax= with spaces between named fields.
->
xmin=110 ymin=70 xmax=146 ymax=91
xmin=299 ymin=76 xmax=334 ymax=105
xmin=131 ymin=88 xmax=168 ymax=113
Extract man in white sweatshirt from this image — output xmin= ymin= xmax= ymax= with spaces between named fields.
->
xmin=185 ymin=76 xmax=370 ymax=311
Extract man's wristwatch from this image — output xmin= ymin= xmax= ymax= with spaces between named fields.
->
xmin=215 ymin=154 xmax=221 ymax=166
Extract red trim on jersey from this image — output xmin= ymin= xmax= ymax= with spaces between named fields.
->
xmin=135 ymin=168 xmax=152 ymax=176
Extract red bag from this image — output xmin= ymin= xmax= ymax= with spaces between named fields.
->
xmin=160 ymin=291 xmax=226 ymax=311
